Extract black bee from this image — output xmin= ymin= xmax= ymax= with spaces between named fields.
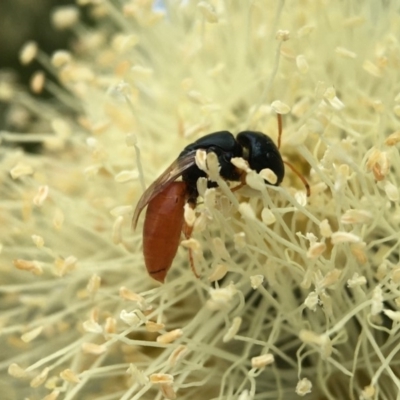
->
xmin=132 ymin=116 xmax=308 ymax=282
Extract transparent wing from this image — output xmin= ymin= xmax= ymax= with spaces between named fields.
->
xmin=132 ymin=150 xmax=197 ymax=229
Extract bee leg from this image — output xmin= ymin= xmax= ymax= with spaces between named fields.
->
xmin=231 ymin=170 xmax=247 ymax=192
xmin=182 ymin=221 xmax=200 ymax=278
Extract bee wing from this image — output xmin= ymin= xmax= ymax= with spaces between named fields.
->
xmin=132 ymin=150 xmax=197 ymax=230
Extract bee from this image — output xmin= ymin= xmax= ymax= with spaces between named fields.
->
xmin=133 ymin=115 xmax=309 ymax=283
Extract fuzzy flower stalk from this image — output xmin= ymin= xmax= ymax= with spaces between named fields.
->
xmin=1 ymin=1 xmax=400 ymax=399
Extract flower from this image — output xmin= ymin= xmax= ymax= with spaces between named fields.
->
xmin=1 ymin=1 xmax=400 ymax=399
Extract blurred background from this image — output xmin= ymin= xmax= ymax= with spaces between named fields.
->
xmin=0 ymin=0 xmax=80 ymax=152
xmin=0 ymin=0 xmax=74 ymax=86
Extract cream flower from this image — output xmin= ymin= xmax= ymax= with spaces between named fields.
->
xmin=1 ymin=1 xmax=400 ymax=399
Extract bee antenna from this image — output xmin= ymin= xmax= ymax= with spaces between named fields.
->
xmin=283 ymin=160 xmax=311 ymax=197
xmin=277 ymin=113 xmax=283 ymax=149
xmin=277 ymin=114 xmax=310 ymax=197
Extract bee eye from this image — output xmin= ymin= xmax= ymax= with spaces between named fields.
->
xmin=236 ymin=131 xmax=285 ymax=186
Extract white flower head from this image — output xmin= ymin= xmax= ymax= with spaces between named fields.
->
xmin=1 ymin=1 xmax=400 ymax=399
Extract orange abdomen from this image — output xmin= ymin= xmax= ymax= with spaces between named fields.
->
xmin=143 ymin=182 xmax=187 ymax=283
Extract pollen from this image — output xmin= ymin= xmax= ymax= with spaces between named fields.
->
xmin=82 ymin=320 xmax=103 ymax=334
xmin=271 ymin=100 xmax=291 ymax=114
xmin=81 ymin=343 xmax=107 ymax=355
xmin=296 ymin=378 xmax=312 ymax=396
xmin=335 ymin=46 xmax=357 ymax=59
xmin=120 ymin=310 xmax=141 ymax=326
xmin=10 ymin=162 xmax=33 ymax=179
xmin=168 ymin=345 xmax=189 ymax=367
xmin=156 ymin=329 xmax=183 ymax=344
xmin=251 ymin=353 xmax=274 ymax=369
xmin=296 ymin=55 xmax=309 ymax=74
xmin=208 ymin=263 xmax=228 ymax=282
xmin=30 ymin=367 xmax=50 ymax=388
xmin=198 ymin=2 xmax=218 ymax=23
xmin=19 ymin=41 xmax=38 ymax=65
xmin=146 ymin=321 xmax=165 ymax=333
xmin=32 ymin=185 xmax=49 ymax=206
xmin=259 ymin=168 xmax=278 ymax=185
xmin=13 ymin=259 xmax=43 ymax=275
xmin=60 ymin=369 xmax=80 ymax=384
xmin=261 ymin=208 xmax=276 ymax=225
xmin=51 ymin=6 xmax=80 ymax=30
xmin=112 ymin=216 xmax=123 ymax=245
xmin=340 ymin=209 xmax=373 ymax=224
xmin=207 ymin=283 xmax=237 ymax=310
xmin=114 ymin=169 xmax=139 ymax=182
xmin=250 ymin=275 xmax=264 ymax=289
xmin=307 ymin=242 xmax=326 ymax=259
xmin=8 ymin=364 xmax=26 ymax=378
xmin=51 ymin=50 xmax=72 ymax=67
xmin=384 ymin=181 xmax=399 ymax=201
xmin=30 ymin=71 xmax=45 ymax=94
xmin=331 ymin=231 xmax=362 ymax=244
xmin=31 ymin=234 xmax=44 ymax=248
xmin=21 ymin=326 xmax=43 ymax=343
